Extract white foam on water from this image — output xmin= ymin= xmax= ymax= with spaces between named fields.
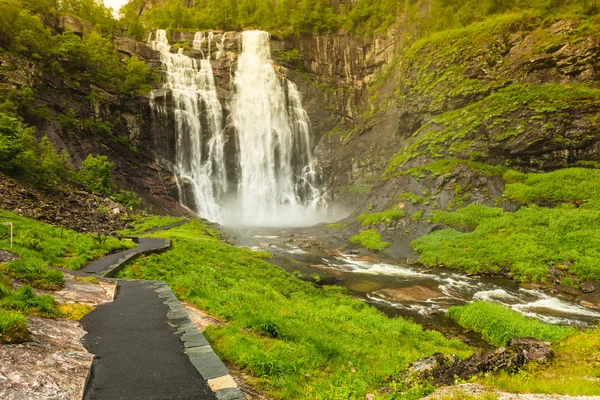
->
xmin=332 ymin=256 xmax=436 ymax=278
xmin=473 ymin=289 xmax=521 ymax=303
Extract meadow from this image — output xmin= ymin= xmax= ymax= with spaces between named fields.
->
xmin=117 ymin=219 xmax=470 ymax=399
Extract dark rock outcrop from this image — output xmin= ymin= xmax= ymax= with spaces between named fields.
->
xmin=404 ymin=338 xmax=553 ymax=386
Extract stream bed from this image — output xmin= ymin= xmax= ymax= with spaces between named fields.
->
xmin=232 ymin=227 xmax=600 ymax=346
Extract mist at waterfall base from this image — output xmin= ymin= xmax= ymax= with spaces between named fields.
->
xmin=150 ymin=30 xmax=338 ymax=227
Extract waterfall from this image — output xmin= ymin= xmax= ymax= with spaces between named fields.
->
xmin=228 ymin=30 xmax=324 ymax=226
xmin=149 ymin=30 xmax=227 ymax=222
xmin=150 ymin=29 xmax=325 ymax=226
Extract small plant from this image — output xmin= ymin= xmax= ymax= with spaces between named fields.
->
xmin=59 ymin=303 xmax=94 ymax=320
xmin=0 ymin=309 xmax=29 ymax=343
xmin=349 ymin=229 xmax=390 ymax=251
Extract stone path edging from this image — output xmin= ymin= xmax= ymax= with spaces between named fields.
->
xmin=82 ymin=221 xmax=244 ymax=400
xmin=152 ymin=281 xmax=244 ymax=400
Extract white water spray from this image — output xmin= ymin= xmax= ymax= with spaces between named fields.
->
xmin=149 ymin=30 xmax=227 ymax=222
xmin=228 ymin=30 xmax=324 ymax=226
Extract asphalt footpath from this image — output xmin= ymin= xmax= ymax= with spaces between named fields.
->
xmin=81 ymin=280 xmax=217 ymax=399
xmin=79 ymin=225 xmax=243 ymax=400
xmin=80 ymin=238 xmax=169 ymax=276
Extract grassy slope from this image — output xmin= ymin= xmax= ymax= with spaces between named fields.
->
xmin=116 ymin=219 xmax=469 ymax=399
xmin=0 ymin=209 xmax=132 ymax=342
xmin=411 ymin=167 xmax=600 ymax=282
xmin=117 ymin=214 xmax=185 ymax=236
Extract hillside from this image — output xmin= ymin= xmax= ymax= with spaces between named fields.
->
xmin=1 ymin=0 xmax=600 ymax=399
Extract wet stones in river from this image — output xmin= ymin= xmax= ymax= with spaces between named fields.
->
xmin=403 ymin=337 xmax=552 ymax=386
xmin=579 ymin=282 xmax=596 ymax=293
xmin=374 ymin=286 xmax=445 ymax=302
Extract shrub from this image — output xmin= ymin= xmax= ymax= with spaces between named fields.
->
xmin=77 ymin=154 xmax=113 ymax=195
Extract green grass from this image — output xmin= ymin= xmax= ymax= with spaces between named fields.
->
xmin=356 ymin=207 xmax=405 ymax=226
xmin=0 ymin=209 xmax=133 ymax=343
xmin=411 ymin=168 xmax=600 ymax=282
xmin=0 ymin=308 xmax=29 ymax=343
xmin=349 ymin=229 xmax=390 ymax=251
xmin=447 ymin=301 xmax=577 ymax=346
xmin=117 ymin=214 xmax=185 ymax=236
xmin=3 ymin=259 xmax=64 ymax=290
xmin=503 ymin=168 xmax=600 ymax=209
xmin=116 ymin=220 xmax=469 ymax=399
xmin=0 ymin=283 xmax=60 ymax=318
xmin=478 ymin=326 xmax=600 ymax=395
xmin=0 ymin=209 xmax=133 ymax=274
xmin=412 ymin=204 xmax=600 ymax=282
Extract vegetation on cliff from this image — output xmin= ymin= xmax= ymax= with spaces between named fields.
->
xmin=0 ymin=1 xmax=155 ymax=206
xmin=116 ymin=219 xmax=469 ymax=399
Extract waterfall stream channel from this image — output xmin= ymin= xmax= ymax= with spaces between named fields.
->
xmin=232 ymin=227 xmax=600 ymax=347
xmin=149 ymin=29 xmax=600 ymax=346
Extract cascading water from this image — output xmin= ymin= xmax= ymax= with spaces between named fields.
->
xmin=149 ymin=30 xmax=227 ymax=222
xmin=228 ymin=30 xmax=324 ymax=226
xmin=150 ymin=29 xmax=325 ymax=226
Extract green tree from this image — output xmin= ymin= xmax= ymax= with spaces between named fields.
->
xmin=77 ymin=154 xmax=113 ymax=195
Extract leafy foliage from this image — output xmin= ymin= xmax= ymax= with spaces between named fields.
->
xmin=0 ymin=1 xmax=155 ymax=94
xmin=0 ymin=113 xmax=73 ymax=188
xmin=77 ymin=155 xmax=112 ymax=195
xmin=116 ymin=220 xmax=469 ymax=398
xmin=447 ymin=301 xmax=577 ymax=346
xmin=121 ymin=0 xmax=597 ymax=38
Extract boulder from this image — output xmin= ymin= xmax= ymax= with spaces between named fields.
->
xmin=403 ymin=338 xmax=552 ymax=386
xmin=580 ymin=282 xmax=596 ymax=293
xmin=507 ymin=337 xmax=553 ymax=364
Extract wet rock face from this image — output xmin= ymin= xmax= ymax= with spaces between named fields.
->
xmin=404 ymin=338 xmax=553 ymax=386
